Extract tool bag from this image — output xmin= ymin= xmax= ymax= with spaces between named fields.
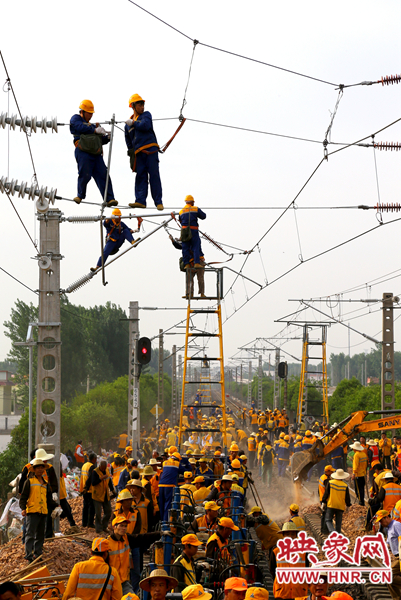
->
xmin=77 ymin=134 xmax=103 ymax=155
xmin=127 ymin=148 xmax=136 ymax=171
xmin=180 ymin=210 xmax=192 ymax=242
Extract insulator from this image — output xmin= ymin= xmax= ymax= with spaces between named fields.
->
xmin=381 ymin=74 xmax=401 ymax=86
xmin=375 ymin=203 xmax=401 ymax=212
xmin=0 ymin=177 xmax=57 ymax=205
xmin=0 ymin=114 xmax=58 ymax=133
xmin=48 ymin=188 xmax=56 ymax=205
xmin=0 ymin=113 xmax=6 ymax=129
xmin=374 ymin=141 xmax=401 ymax=151
xmin=28 ymin=185 xmax=37 ymax=201
xmin=19 ymin=116 xmax=27 ymax=132
xmin=10 ymin=114 xmax=16 ymax=130
xmin=36 ymin=197 xmax=49 ymax=214
xmin=31 ymin=116 xmax=37 ymax=133
xmin=66 ymin=215 xmax=102 ymax=223
xmin=51 ymin=117 xmax=57 ymax=133
xmin=65 ymin=272 xmax=95 ymax=294
xmin=41 ymin=117 xmax=47 ymax=134
xmin=0 ymin=177 xmax=6 ymax=192
xmin=18 ymin=182 xmax=28 ymax=198
xmin=9 ymin=179 xmax=17 ymax=195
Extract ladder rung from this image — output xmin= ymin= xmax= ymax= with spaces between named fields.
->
xmin=190 ymin=310 xmax=218 ymax=314
xmin=189 ymin=333 xmax=219 ymax=337
xmin=307 ymin=342 xmax=324 ymax=346
xmin=185 ymin=380 xmax=222 ymax=384
xmin=305 ymin=371 xmax=324 ymax=374
xmin=184 ymin=404 xmax=219 ymax=408
xmin=307 ymin=357 xmax=323 ymax=360
xmin=188 ymin=357 xmax=220 ymax=361
xmin=190 ymin=296 xmax=219 ymax=300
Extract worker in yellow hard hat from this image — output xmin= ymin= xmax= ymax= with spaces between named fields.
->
xmin=179 ymin=195 xmax=207 ymax=270
xmin=70 ymin=100 xmax=118 ymax=207
xmin=125 ymin=94 xmax=163 ymax=211
xmin=90 ymin=208 xmax=140 ymax=272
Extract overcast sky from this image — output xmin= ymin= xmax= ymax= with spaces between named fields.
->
xmin=1 ymin=0 xmax=401 ymax=376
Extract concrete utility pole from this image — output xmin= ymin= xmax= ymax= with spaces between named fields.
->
xmin=248 ymin=361 xmax=252 ymax=407
xmin=258 ymin=355 xmax=263 ymax=410
xmin=171 ymin=345 xmax=177 ymax=423
xmin=35 ymin=209 xmax=62 ymax=478
xmin=127 ymin=301 xmax=140 ymax=450
xmin=381 ymin=293 xmax=397 ymax=412
xmin=274 ymin=348 xmax=280 ymax=409
xmin=158 ymin=329 xmax=164 ymax=409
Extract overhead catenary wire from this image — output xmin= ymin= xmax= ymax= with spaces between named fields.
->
xmin=126 ymin=0 xmax=338 ymax=87
xmin=0 ymin=266 xmax=37 ymax=295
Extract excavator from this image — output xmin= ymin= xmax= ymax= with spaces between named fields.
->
xmin=291 ymin=409 xmax=401 ymax=482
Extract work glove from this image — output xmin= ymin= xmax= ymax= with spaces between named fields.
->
xmin=125 ymin=119 xmax=134 ymax=127
xmin=52 ymin=493 xmax=58 ymax=502
xmin=321 ymin=502 xmax=327 ymax=510
xmin=51 ymin=506 xmax=63 ymax=519
xmin=95 ymin=126 xmax=107 ymax=135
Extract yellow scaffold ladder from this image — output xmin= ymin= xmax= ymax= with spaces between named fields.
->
xmin=178 ymin=268 xmax=227 ymax=449
xmin=296 ymin=324 xmax=329 ymax=426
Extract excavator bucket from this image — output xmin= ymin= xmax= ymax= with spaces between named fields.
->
xmin=291 ymin=439 xmax=325 ymax=481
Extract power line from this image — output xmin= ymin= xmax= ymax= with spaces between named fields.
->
xmin=126 ymin=0 xmax=338 ymax=87
xmin=0 ymin=266 xmax=37 ymax=294
xmin=4 ymin=188 xmax=38 ymax=250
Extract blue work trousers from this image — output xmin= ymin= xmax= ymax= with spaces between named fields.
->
xmin=278 ymin=460 xmax=288 ymax=477
xmin=135 ymin=151 xmax=162 ymax=207
xmin=75 ymin=147 xmax=114 ymax=202
xmin=182 ymin=230 xmax=202 ymax=266
xmin=130 ymin=547 xmax=141 ymax=593
xmin=96 ymin=231 xmax=134 ymax=267
xmin=159 ymin=487 xmax=174 ymax=522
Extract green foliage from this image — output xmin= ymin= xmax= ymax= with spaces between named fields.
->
xmin=0 ymin=409 xmax=34 ymax=500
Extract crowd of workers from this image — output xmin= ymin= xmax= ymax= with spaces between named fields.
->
xmin=7 ymin=399 xmax=401 ymax=600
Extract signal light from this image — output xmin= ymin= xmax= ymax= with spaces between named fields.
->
xmin=278 ymin=362 xmax=288 ymax=379
xmin=137 ymin=337 xmax=151 ymax=365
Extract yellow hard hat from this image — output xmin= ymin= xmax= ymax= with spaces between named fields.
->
xmin=79 ymin=99 xmax=95 ymax=113
xmin=185 ymin=195 xmax=195 ymax=204
xmin=112 ymin=208 xmax=121 ymax=217
xmin=129 ymin=94 xmax=145 ymax=106
xmin=279 ymin=432 xmax=285 ymax=439
xmin=284 ymin=435 xmax=290 ymax=441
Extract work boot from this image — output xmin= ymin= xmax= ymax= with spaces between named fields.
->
xmin=106 ymin=199 xmax=118 ymax=207
xmin=200 ymin=294 xmax=207 ymax=298
xmin=128 ymin=202 xmax=146 ymax=208
xmin=131 ymin=238 xmax=141 ymax=245
xmin=182 ymin=295 xmax=189 ymax=299
xmin=90 ymin=267 xmax=98 ymax=273
xmin=194 ymin=263 xmax=204 ymax=268
xmin=73 ymin=197 xmax=82 ymax=204
xmin=184 ymin=264 xmax=190 ymax=269
xmin=156 ymin=204 xmax=164 ymax=211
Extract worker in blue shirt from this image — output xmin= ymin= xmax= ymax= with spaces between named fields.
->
xmin=124 ymin=94 xmax=163 ymax=211
xmin=179 ymin=196 xmax=206 ymax=269
xmin=90 ymin=208 xmax=139 ymax=272
xmin=169 ymin=234 xmax=206 ymax=299
xmin=70 ymin=99 xmax=117 ymax=207
xmin=159 ymin=453 xmax=185 ymax=522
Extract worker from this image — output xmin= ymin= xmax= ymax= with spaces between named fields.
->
xmin=374 ymin=510 xmax=401 ymax=600
xmin=19 ymin=458 xmax=56 ymax=562
xmin=196 ymin=458 xmax=214 ymax=486
xmin=210 ymin=451 xmax=225 ymax=478
xmin=367 ymin=439 xmax=380 ymax=484
xmin=80 ymin=452 xmax=97 ymax=528
xmin=321 ymin=468 xmax=351 ymax=533
xmin=293 ymin=434 xmax=303 ymax=453
xmin=113 ymin=489 xmax=141 ymax=535
xmin=171 ymin=533 xmax=202 ymax=590
xmin=159 ymin=452 xmax=184 ymax=521
xmin=270 ymin=522 xmax=308 ymax=599
xmin=328 ymin=593 xmax=354 ymax=600
xmin=248 ymin=433 xmax=257 ymax=468
xmin=0 ymin=583 xmax=24 ymax=600
xmin=190 ymin=501 xmax=219 ymax=534
xmin=296 ymin=573 xmax=329 ymax=600
xmin=377 ymin=472 xmax=401 ymax=512
xmin=330 ymin=443 xmax=345 ymax=471
xmin=206 ymin=517 xmax=239 ymax=561
xmin=88 ymin=459 xmax=116 ymax=534
xmin=318 ymin=465 xmax=335 ymax=534
xmin=179 ymin=196 xmax=206 ymax=270
xmin=70 ymin=100 xmax=117 ymax=207
xmin=192 ymin=476 xmax=210 ymax=505
xmin=351 ymin=441 xmax=368 ymax=505
xmin=277 ymin=435 xmax=290 ymax=478
xmin=224 ymin=578 xmax=248 ymax=600
xmin=205 ymin=474 xmax=233 ymax=505
xmin=124 ymin=94 xmax=163 ymax=210
xmin=141 ymin=465 xmax=158 ymax=512
xmin=230 ymin=473 xmax=244 ymax=498
xmin=117 ymin=459 xmax=136 ymax=492
xmin=59 ymin=465 xmax=77 ymax=530
xmin=139 ymin=569 xmax=178 ymax=600
xmin=108 ymin=516 xmax=134 ymax=594
xmin=170 ymin=234 xmax=207 ymax=299
xmin=119 ymin=432 xmax=129 ymax=450
xmin=288 ymin=503 xmax=306 ymax=530
xmin=74 ymin=440 xmax=85 ymax=468
xmin=379 ymin=432 xmax=392 ymax=469
xmin=111 ymin=455 xmax=125 ymax=488
xmin=91 ymin=209 xmax=139 ymax=272
xmin=247 ymin=506 xmax=283 ymax=552
xmin=126 ymin=479 xmax=153 ymax=591
xmin=63 ymin=537 xmax=122 ymax=600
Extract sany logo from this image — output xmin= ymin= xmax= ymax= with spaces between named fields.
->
xmin=276 ymin=531 xmax=392 ymax=585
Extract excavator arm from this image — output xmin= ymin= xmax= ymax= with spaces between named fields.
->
xmin=291 ymin=409 xmax=401 ymax=482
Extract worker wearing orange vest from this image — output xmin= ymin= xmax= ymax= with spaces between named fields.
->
xmin=247 ymin=433 xmax=257 ymax=468
xmin=74 ymin=441 xmax=85 ymax=467
xmin=108 ymin=516 xmax=134 ymax=594
xmin=377 ymin=472 xmax=401 ymax=512
xmin=271 ymin=522 xmax=308 ymax=599
xmin=80 ymin=453 xmax=97 ymax=528
xmin=113 ymin=489 xmax=141 ymax=535
xmin=351 ymin=441 xmax=368 ymax=506
xmin=367 ymin=440 xmax=380 ymax=484
xmin=63 ymin=537 xmax=122 ymax=600
xmin=206 ymin=517 xmax=239 ymax=567
xmin=190 ymin=501 xmax=219 ymax=534
xmin=379 ymin=433 xmax=392 ymax=469
xmin=250 ymin=411 xmax=258 ymax=432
